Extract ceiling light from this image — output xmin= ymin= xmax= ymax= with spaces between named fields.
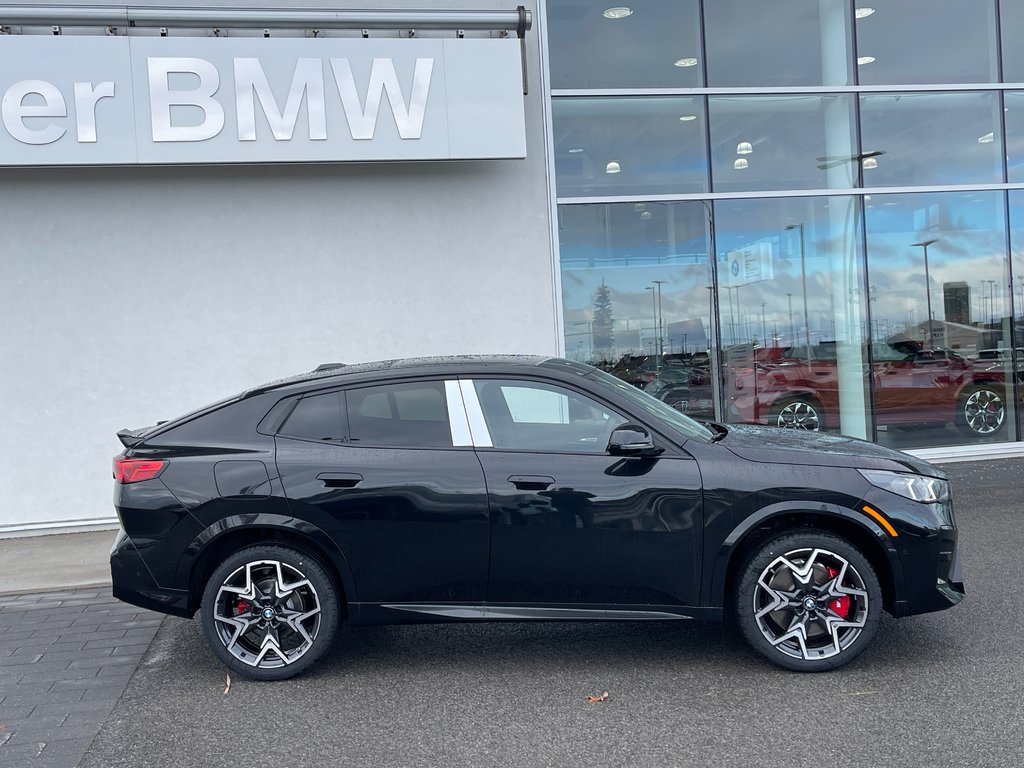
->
xmin=674 ymin=57 xmax=698 ymax=68
xmin=605 ymin=161 xmax=621 ymax=174
xmin=857 ymin=56 xmax=876 ymax=66
xmin=679 ymin=114 xmax=698 ymax=122
xmin=568 ymin=147 xmax=584 ymax=153
xmin=733 ymin=158 xmax=749 ymax=170
xmin=640 ymin=211 xmax=653 ymax=220
xmin=855 ymin=7 xmax=875 ymax=19
xmin=602 ymin=6 xmax=633 ymax=19
xmin=863 ymin=157 xmax=878 ymax=169
xmin=978 ymin=132 xmax=994 ymax=144
xmin=736 ymin=141 xmax=753 ymax=155
xmin=633 ymin=203 xmax=646 ymax=212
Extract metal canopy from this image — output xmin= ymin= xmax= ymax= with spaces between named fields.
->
xmin=0 ymin=5 xmax=532 ymax=31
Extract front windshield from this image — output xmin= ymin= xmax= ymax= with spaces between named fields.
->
xmin=570 ymin=364 xmax=715 ymax=443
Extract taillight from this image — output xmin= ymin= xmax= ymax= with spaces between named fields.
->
xmin=113 ymin=456 xmax=168 ymax=484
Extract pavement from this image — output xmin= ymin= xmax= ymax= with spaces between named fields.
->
xmin=0 ymin=533 xmax=114 ymax=595
xmin=1 ymin=459 xmax=1022 ymax=767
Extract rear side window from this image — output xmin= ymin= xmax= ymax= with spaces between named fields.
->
xmin=280 ymin=392 xmax=346 ymax=441
xmin=346 ymin=382 xmax=453 ymax=448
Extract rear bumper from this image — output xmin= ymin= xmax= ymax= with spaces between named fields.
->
xmin=110 ymin=529 xmax=191 ymax=618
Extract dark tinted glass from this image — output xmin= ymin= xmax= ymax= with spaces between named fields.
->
xmin=346 ymin=382 xmax=452 ymax=447
xmin=855 ymin=1 xmax=997 ymax=85
xmin=708 ymin=95 xmax=857 ymax=192
xmin=546 ymin=0 xmax=702 ymax=89
xmin=704 ymin=0 xmax=852 ymax=87
xmin=1003 ymin=0 xmax=1024 ymax=81
xmin=280 ymin=392 xmax=346 ymax=441
xmin=473 ymin=379 xmax=625 ymax=452
xmin=553 ymin=97 xmax=708 ymax=197
xmin=859 ymin=92 xmax=1003 ymax=186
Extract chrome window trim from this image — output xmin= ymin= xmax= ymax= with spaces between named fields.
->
xmin=458 ymin=380 xmax=493 ymax=448
xmin=444 ymin=380 xmax=473 ymax=448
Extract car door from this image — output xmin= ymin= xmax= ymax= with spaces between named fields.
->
xmin=275 ymin=379 xmax=490 ymax=605
xmin=463 ymin=376 xmax=703 ymax=609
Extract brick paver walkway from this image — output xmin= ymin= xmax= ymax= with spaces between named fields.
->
xmin=0 ymin=589 xmax=162 ymax=767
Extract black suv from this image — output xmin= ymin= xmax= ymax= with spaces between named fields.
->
xmin=111 ymin=356 xmax=963 ymax=679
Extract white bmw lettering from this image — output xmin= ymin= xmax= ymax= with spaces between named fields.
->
xmin=148 ymin=57 xmax=226 ymax=143
xmin=2 ymin=79 xmax=68 ymax=145
xmin=234 ymin=57 xmax=327 ymax=142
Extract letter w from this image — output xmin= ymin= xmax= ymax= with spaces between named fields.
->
xmin=235 ymin=58 xmax=326 ymax=141
xmin=330 ymin=58 xmax=433 ymax=140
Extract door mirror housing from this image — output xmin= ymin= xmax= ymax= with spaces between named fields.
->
xmin=607 ymin=424 xmax=663 ymax=457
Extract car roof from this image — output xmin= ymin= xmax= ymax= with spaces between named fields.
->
xmin=242 ymin=354 xmax=557 ymax=398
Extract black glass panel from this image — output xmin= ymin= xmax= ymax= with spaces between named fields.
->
xmin=855 ymin=0 xmax=998 ymax=85
xmin=546 ymin=0 xmax=702 ymax=89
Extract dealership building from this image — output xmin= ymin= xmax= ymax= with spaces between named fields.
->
xmin=3 ymin=0 xmax=1024 ymax=535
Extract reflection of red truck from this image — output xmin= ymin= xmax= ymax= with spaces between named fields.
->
xmin=726 ymin=341 xmax=1008 ymax=437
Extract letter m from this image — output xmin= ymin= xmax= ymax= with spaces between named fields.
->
xmin=235 ymin=58 xmax=326 ymax=141
xmin=330 ymin=58 xmax=433 ymax=140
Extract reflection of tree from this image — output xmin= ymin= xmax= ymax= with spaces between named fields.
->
xmin=592 ymin=281 xmax=615 ymax=360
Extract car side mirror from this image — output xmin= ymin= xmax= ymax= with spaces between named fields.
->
xmin=607 ymin=424 xmax=663 ymax=457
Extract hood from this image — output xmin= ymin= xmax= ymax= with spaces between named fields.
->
xmin=718 ymin=424 xmax=946 ymax=478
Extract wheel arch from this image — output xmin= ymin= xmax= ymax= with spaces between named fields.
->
xmin=180 ymin=514 xmax=356 ymax=618
xmin=709 ymin=503 xmax=904 ymax=617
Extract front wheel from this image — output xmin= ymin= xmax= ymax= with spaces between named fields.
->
xmin=734 ymin=532 xmax=882 ymax=671
xmin=200 ymin=544 xmax=340 ymax=681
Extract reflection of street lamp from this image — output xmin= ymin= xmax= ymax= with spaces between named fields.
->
xmin=785 ymin=223 xmax=812 ymax=356
xmin=644 ymin=285 xmax=660 ymax=373
xmin=652 ymin=279 xmax=666 ymax=360
xmin=911 ymin=239 xmax=937 ymax=348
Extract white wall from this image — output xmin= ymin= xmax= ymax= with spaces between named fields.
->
xmin=0 ymin=0 xmax=557 ymax=531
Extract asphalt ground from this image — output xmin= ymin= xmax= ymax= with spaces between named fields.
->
xmin=64 ymin=458 xmax=1021 ymax=768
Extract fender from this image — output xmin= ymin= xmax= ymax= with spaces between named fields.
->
xmin=704 ymin=501 xmax=905 ymax=609
xmin=177 ymin=512 xmax=358 ymax=612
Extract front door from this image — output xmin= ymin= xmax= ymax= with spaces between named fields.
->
xmin=466 ymin=377 xmax=703 ymax=608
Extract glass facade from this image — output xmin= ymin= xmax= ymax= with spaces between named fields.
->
xmin=547 ymin=0 xmax=1024 ymax=449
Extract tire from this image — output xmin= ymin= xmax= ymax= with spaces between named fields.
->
xmin=200 ymin=544 xmax=340 ymax=681
xmin=734 ymin=531 xmax=882 ymax=672
xmin=956 ymin=384 xmax=1006 ymax=437
xmin=769 ymin=396 xmax=823 ymax=431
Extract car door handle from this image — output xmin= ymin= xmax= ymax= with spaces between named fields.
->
xmin=508 ymin=475 xmax=555 ymax=491
xmin=317 ymin=472 xmax=363 ymax=488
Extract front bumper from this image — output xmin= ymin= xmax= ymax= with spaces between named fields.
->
xmin=110 ymin=529 xmax=190 ymax=617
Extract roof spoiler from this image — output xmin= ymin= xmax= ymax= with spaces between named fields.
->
xmin=116 ymin=423 xmax=165 ymax=448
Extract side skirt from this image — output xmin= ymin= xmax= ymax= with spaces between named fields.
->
xmin=349 ymin=603 xmax=723 ymax=624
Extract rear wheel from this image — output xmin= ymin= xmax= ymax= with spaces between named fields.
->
xmin=734 ymin=532 xmax=882 ymax=672
xmin=769 ymin=397 xmax=823 ymax=431
xmin=200 ymin=544 xmax=340 ymax=681
xmin=956 ymin=384 xmax=1006 ymax=437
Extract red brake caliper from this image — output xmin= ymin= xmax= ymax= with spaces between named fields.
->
xmin=235 ymin=599 xmax=250 ymax=616
xmin=826 ymin=566 xmax=851 ymax=618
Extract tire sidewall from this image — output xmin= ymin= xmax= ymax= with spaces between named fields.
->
xmin=734 ymin=531 xmax=882 ymax=672
xmin=200 ymin=544 xmax=340 ymax=681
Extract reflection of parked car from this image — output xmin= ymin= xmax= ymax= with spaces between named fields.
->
xmin=610 ymin=353 xmax=688 ymax=387
xmin=644 ymin=359 xmax=715 ymax=418
xmin=729 ymin=340 xmax=1008 ymax=437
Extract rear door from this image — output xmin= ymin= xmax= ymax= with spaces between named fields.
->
xmin=275 ymin=379 xmax=490 ymax=604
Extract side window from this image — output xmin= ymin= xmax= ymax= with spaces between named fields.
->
xmin=279 ymin=392 xmax=346 ymax=441
xmin=473 ymin=379 xmax=627 ymax=452
xmin=346 ymin=381 xmax=453 ymax=448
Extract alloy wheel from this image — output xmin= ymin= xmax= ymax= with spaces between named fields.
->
xmin=752 ymin=547 xmax=869 ymax=662
xmin=963 ymin=388 xmax=1004 ymax=435
xmin=775 ymin=400 xmax=820 ymax=431
xmin=212 ymin=560 xmax=322 ymax=669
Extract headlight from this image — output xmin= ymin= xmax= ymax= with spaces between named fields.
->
xmin=859 ymin=469 xmax=949 ymax=503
